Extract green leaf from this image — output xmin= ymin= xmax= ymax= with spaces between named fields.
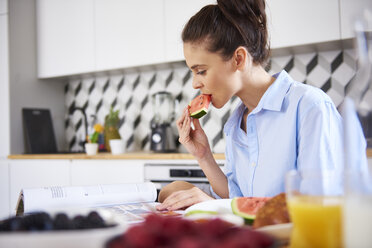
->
xmin=90 ymin=132 xmax=99 ymax=143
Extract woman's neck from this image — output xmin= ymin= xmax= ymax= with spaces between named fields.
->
xmin=236 ymin=65 xmax=275 ymax=112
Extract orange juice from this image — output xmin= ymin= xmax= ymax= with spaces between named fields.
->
xmin=288 ymin=195 xmax=342 ymax=248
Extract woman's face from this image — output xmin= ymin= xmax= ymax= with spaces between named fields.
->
xmin=183 ymin=42 xmax=241 ymax=109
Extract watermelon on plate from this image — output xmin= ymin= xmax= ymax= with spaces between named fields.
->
xmin=188 ymin=94 xmax=211 ymax=119
xmin=231 ymin=197 xmax=271 ymax=225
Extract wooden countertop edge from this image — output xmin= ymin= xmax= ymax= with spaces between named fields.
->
xmin=8 ymin=148 xmax=372 ymax=160
xmin=7 ymin=152 xmax=226 ymax=160
xmin=367 ymin=148 xmax=372 ymax=158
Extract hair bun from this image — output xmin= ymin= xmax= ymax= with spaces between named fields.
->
xmin=182 ymin=0 xmax=269 ymax=65
xmin=217 ymin=0 xmax=266 ymax=22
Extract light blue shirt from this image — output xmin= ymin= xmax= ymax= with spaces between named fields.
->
xmin=223 ymin=70 xmax=350 ymax=197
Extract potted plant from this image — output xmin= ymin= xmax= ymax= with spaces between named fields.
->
xmin=104 ymin=108 xmax=121 ymax=152
xmin=85 ymin=124 xmax=104 ymax=155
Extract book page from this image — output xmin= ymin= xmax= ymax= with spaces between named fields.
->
xmin=17 ymin=182 xmax=157 ymax=215
xmin=100 ymin=202 xmax=159 ymax=224
xmin=99 ymin=202 xmax=184 ymax=224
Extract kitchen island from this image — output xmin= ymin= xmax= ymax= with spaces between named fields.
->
xmin=3 ymin=152 xmax=227 ymax=219
xmin=3 ymin=149 xmax=371 ymax=219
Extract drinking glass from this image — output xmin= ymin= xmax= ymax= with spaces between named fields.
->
xmin=285 ymin=170 xmax=343 ymax=248
xmin=340 ymin=9 xmax=372 ymax=248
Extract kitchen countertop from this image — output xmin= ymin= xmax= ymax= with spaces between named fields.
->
xmin=7 ymin=148 xmax=372 ymax=159
xmin=7 ymin=152 xmax=225 ymax=160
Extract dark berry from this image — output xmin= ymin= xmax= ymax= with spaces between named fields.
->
xmin=72 ymin=215 xmax=86 ymax=229
xmin=9 ymin=217 xmax=25 ymax=231
xmin=86 ymin=211 xmax=105 ymax=228
xmin=53 ymin=213 xmax=74 ymax=230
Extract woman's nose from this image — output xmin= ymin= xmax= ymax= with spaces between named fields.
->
xmin=192 ymin=78 xmax=203 ymax=89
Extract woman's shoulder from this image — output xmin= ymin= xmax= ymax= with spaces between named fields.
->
xmin=288 ymin=81 xmax=341 ymax=123
xmin=289 ymin=80 xmax=333 ymax=106
xmin=273 ymin=70 xmax=332 ymax=105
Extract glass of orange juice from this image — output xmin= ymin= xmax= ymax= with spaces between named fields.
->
xmin=285 ymin=170 xmax=343 ymax=248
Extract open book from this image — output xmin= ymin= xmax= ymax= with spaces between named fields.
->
xmin=16 ymin=182 xmax=178 ymax=224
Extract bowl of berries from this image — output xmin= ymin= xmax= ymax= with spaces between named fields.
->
xmin=0 ymin=208 xmax=127 ymax=248
xmin=106 ymin=213 xmax=276 ymax=248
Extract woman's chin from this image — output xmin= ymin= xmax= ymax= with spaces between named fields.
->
xmin=211 ymin=100 xmax=226 ymax=109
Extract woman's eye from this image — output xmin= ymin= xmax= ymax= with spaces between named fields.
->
xmin=197 ymin=70 xmax=206 ymax=75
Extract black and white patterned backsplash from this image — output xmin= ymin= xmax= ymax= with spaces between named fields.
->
xmin=65 ymin=48 xmax=357 ymax=152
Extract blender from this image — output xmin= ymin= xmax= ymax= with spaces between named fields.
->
xmin=150 ymin=91 xmax=177 ymax=152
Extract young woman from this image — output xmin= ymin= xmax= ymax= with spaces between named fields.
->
xmin=157 ymin=0 xmax=360 ymax=211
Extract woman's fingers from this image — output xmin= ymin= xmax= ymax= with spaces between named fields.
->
xmin=156 ymin=190 xmax=187 ymax=210
xmin=176 ymin=108 xmax=187 ymax=129
xmin=176 ymin=108 xmax=188 ymax=129
xmin=176 ymin=108 xmax=192 ymax=144
xmin=192 ymin=117 xmax=201 ymax=130
xmin=156 ymin=187 xmax=212 ymax=211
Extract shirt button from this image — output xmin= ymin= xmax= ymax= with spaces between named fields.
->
xmin=250 ymin=162 xmax=256 ymax=167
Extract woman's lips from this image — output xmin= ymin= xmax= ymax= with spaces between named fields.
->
xmin=208 ymin=95 xmax=213 ymax=106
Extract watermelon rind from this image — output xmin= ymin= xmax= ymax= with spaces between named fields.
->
xmin=189 ymin=108 xmax=208 ymax=119
xmin=231 ymin=197 xmax=256 ymax=225
xmin=184 ymin=210 xmax=218 ymax=217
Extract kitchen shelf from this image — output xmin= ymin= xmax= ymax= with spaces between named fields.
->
xmin=7 ymin=152 xmax=226 ymax=160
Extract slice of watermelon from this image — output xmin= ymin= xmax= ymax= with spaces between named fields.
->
xmin=188 ymin=94 xmax=211 ymax=119
xmin=231 ymin=197 xmax=271 ymax=225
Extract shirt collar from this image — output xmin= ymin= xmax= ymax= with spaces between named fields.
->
xmin=224 ymin=70 xmax=293 ymax=136
xmin=252 ymin=70 xmax=292 ymax=113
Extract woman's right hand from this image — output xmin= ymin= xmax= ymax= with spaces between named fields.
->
xmin=176 ymin=107 xmax=211 ymax=160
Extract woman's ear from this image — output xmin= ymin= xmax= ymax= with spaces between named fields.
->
xmin=234 ymin=46 xmax=250 ymax=70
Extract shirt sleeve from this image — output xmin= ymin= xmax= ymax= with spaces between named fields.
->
xmin=297 ymin=96 xmax=344 ymax=195
xmin=224 ymin=140 xmax=244 ymax=198
xmin=209 ymin=185 xmax=221 ymax=199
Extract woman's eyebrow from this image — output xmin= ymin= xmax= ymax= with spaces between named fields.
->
xmin=191 ymin=64 xmax=206 ymax=70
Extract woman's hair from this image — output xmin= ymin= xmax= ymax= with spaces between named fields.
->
xmin=182 ymin=0 xmax=269 ymax=65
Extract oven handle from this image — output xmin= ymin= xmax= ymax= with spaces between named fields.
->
xmin=169 ymin=169 xmax=205 ymax=178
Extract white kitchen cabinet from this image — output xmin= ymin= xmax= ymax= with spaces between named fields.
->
xmin=9 ymin=160 xmax=70 ymax=215
xmin=36 ymin=0 xmax=350 ymax=78
xmin=95 ymin=0 xmax=165 ymax=71
xmin=70 ymin=160 xmax=144 ymax=186
xmin=340 ymin=0 xmax=372 ymax=40
xmin=0 ymin=161 xmax=9 ymax=220
xmin=267 ymin=0 xmax=340 ymax=48
xmin=164 ymin=0 xmax=215 ymax=62
xmin=36 ymin=0 xmax=95 ymax=78
xmin=0 ymin=0 xmax=7 ymax=14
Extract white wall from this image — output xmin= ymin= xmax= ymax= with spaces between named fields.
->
xmin=8 ymin=0 xmax=66 ymax=154
xmin=0 ymin=0 xmax=7 ymax=14
xmin=0 ymin=0 xmax=9 ymax=159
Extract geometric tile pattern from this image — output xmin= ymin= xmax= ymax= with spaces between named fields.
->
xmin=65 ymin=48 xmax=357 ymax=152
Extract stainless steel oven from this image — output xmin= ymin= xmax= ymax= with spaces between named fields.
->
xmin=144 ymin=162 xmax=225 ymax=200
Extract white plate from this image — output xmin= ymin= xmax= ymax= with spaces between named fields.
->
xmin=256 ymin=223 xmax=293 ymax=242
xmin=185 ymin=199 xmax=292 ymax=243
xmin=0 ymin=208 xmax=128 ymax=248
xmin=185 ymin=199 xmax=233 ymax=215
xmin=184 ymin=199 xmax=244 ymax=226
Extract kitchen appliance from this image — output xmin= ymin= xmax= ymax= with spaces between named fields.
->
xmin=144 ymin=162 xmax=225 ymax=200
xmin=22 ymin=108 xmax=84 ymax=154
xmin=150 ymin=91 xmax=177 ymax=152
xmin=22 ymin=108 xmax=58 ymax=154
